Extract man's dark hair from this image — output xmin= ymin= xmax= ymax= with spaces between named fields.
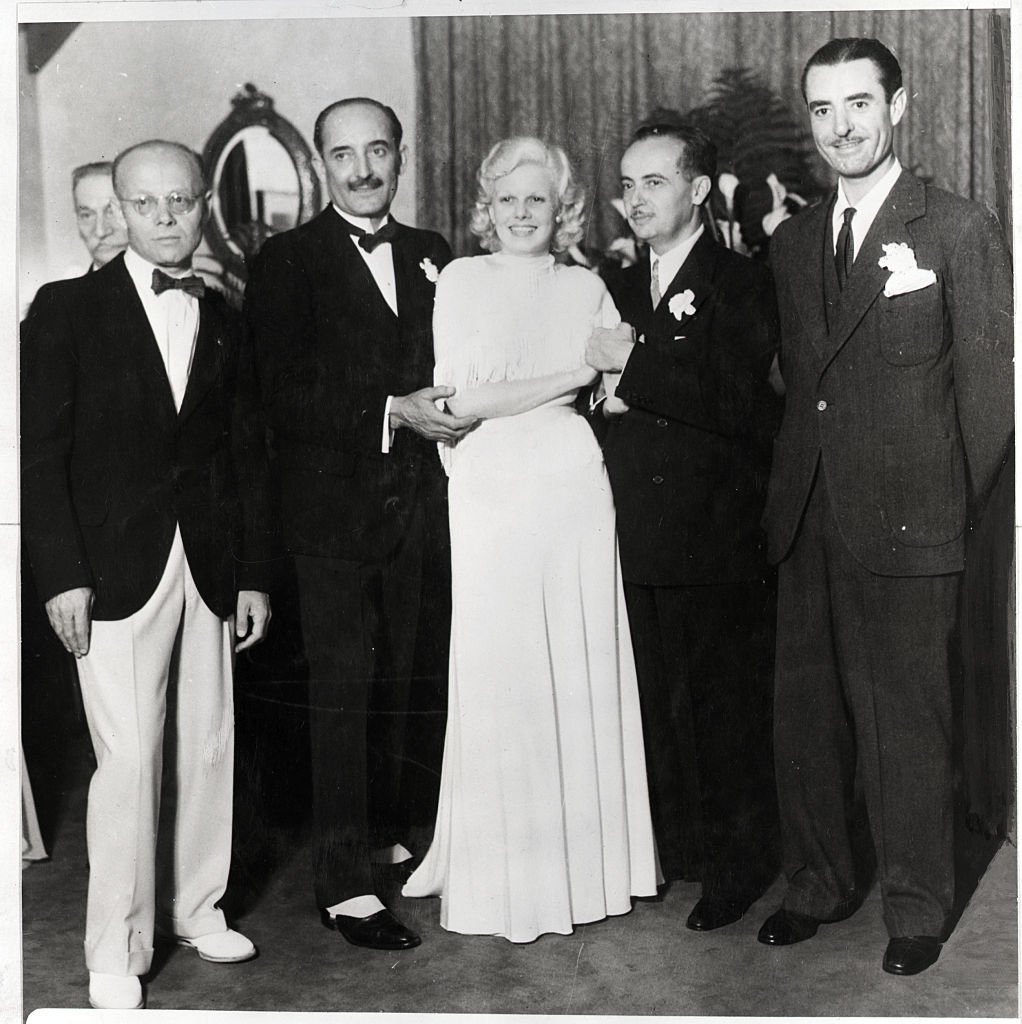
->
xmin=313 ymin=98 xmax=404 ymax=155
xmin=801 ymin=37 xmax=903 ymax=103
xmin=112 ymin=141 xmax=208 ymax=194
xmin=71 ymin=161 xmax=114 ymax=192
xmin=632 ymin=122 xmax=717 ymax=181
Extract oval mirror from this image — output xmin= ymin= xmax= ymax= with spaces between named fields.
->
xmin=202 ymin=84 xmax=320 ymax=283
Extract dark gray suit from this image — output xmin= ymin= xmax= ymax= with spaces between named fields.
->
xmin=764 ymin=171 xmax=1013 ymax=936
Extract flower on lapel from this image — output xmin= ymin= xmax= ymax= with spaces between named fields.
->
xmin=669 ymin=289 xmax=697 ymax=321
xmin=878 ymin=242 xmax=936 ymax=298
xmin=419 ymin=257 xmax=439 ymax=283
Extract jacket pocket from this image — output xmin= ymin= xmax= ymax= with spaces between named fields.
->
xmin=881 ymin=435 xmax=965 ymax=547
xmin=877 ymin=280 xmax=944 ymax=365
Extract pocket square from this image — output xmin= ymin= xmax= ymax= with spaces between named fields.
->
xmin=884 ymin=268 xmax=936 ymax=298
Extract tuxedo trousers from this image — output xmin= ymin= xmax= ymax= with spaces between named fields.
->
xmin=293 ymin=499 xmax=450 ymax=909
xmin=773 ymin=469 xmax=956 ymax=937
xmin=76 ymin=526 xmax=234 ymax=976
xmin=623 ymin=575 xmax=778 ymax=900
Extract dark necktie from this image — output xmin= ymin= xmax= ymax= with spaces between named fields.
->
xmin=835 ymin=207 xmax=856 ymax=290
xmin=152 ymin=268 xmax=205 ymax=298
xmin=347 ymin=220 xmax=401 ymax=253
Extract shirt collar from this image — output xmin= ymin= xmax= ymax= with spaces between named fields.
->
xmin=123 ymin=247 xmax=194 ymax=296
xmin=651 ymin=224 xmax=704 ymax=291
xmin=834 ymin=158 xmax=903 ymax=226
xmin=332 ymin=205 xmax=391 ymax=236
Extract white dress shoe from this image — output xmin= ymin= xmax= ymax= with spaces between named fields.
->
xmin=176 ymin=928 xmax=257 ymax=963
xmin=88 ymin=972 xmax=143 ymax=1010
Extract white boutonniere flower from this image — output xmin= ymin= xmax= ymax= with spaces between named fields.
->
xmin=878 ymin=242 xmax=936 ymax=297
xmin=419 ymin=257 xmax=439 ymax=283
xmin=669 ymin=289 xmax=697 ymax=321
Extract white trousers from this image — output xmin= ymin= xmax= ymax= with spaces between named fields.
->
xmin=76 ymin=526 xmax=234 ymax=976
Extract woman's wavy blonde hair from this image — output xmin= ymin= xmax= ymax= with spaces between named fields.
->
xmin=470 ymin=136 xmax=586 ymax=254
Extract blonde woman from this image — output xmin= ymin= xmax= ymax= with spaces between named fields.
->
xmin=403 ymin=137 xmax=658 ymax=942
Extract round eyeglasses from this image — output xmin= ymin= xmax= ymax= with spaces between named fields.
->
xmin=120 ymin=192 xmax=202 ymax=218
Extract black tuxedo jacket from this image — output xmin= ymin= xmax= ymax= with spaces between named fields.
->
xmin=763 ymin=172 xmax=1014 ymax=575
xmin=603 ymin=230 xmax=781 ymax=586
xmin=21 ymin=254 xmax=277 ymax=621
xmin=244 ymin=209 xmax=452 ymax=562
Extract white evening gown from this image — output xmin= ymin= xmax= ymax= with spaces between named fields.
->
xmin=402 ymin=252 xmax=658 ymax=942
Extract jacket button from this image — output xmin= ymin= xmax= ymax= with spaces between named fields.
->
xmin=657 ymin=418 xmax=668 ymax=427
xmin=652 ymin=475 xmax=664 ymax=485
xmin=817 ymin=399 xmax=828 ymax=411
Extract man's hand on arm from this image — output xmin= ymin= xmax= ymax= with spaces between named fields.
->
xmin=389 ymin=386 xmax=479 ymax=443
xmin=45 ymin=587 xmax=95 ymax=658
xmin=235 ymin=591 xmax=272 ymax=652
xmin=586 ymin=324 xmax=637 ymax=416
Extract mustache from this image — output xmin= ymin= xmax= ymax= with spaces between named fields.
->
xmin=348 ymin=176 xmax=385 ymax=190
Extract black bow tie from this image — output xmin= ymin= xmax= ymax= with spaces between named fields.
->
xmin=345 ymin=219 xmax=401 ymax=253
xmin=151 ymin=268 xmax=205 ymax=298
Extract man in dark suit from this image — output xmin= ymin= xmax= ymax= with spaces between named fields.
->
xmin=21 ymin=140 xmax=277 ymax=1009
xmin=757 ymin=38 xmax=1013 ymax=975
xmin=585 ymin=123 xmax=781 ymax=932
xmin=244 ymin=97 xmax=476 ymax=950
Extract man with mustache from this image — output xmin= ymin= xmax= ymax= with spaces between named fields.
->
xmin=586 ymin=121 xmax=782 ymax=933
xmin=758 ymin=38 xmax=1013 ymax=975
xmin=244 ymin=97 xmax=476 ymax=950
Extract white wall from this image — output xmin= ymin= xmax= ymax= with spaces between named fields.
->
xmin=21 ymin=16 xmax=419 ymax=302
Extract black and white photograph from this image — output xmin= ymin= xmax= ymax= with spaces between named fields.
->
xmin=9 ymin=0 xmax=1016 ymax=1018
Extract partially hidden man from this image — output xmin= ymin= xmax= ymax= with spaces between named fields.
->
xmin=586 ymin=122 xmax=782 ymax=932
xmin=757 ymin=38 xmax=1013 ymax=976
xmin=21 ymin=140 xmax=277 ymax=1010
xmin=244 ymin=97 xmax=477 ymax=951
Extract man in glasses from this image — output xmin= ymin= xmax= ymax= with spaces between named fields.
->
xmin=21 ymin=139 xmax=278 ymax=1009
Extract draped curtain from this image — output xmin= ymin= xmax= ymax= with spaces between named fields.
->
xmin=415 ymin=9 xmax=1014 ymax=837
xmin=415 ymin=10 xmax=1009 ymax=259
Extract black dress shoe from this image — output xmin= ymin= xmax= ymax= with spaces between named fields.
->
xmin=320 ymin=907 xmax=421 ymax=950
xmin=686 ymin=897 xmax=749 ymax=931
xmin=757 ymin=907 xmax=821 ymax=945
xmin=883 ymin=936 xmax=941 ymax=976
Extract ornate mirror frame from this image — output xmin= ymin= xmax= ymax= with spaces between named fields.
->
xmin=201 ymin=83 xmax=321 ymax=280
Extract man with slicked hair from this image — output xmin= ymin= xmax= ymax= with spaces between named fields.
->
xmin=22 ymin=139 xmax=277 ymax=1009
xmin=245 ymin=97 xmax=476 ymax=951
xmin=759 ymin=38 xmax=1013 ymax=975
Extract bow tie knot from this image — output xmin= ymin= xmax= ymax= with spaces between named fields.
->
xmin=347 ymin=220 xmax=400 ymax=253
xmin=152 ymin=268 xmax=205 ymax=298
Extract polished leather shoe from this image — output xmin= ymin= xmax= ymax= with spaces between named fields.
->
xmin=757 ymin=907 xmax=821 ymax=945
xmin=686 ymin=896 xmax=749 ymax=931
xmin=883 ymin=936 xmax=941 ymax=976
xmin=320 ymin=907 xmax=421 ymax=950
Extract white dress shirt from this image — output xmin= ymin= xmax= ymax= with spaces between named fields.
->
xmin=123 ymin=247 xmax=199 ymax=412
xmin=332 ymin=205 xmax=401 ymax=453
xmin=832 ymin=158 xmax=903 ymax=262
xmin=650 ymin=223 xmax=705 ymax=299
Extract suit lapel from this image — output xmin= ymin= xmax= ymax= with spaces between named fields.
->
xmin=324 ymin=209 xmax=401 ymax=324
xmin=107 ymin=257 xmax=179 ymax=426
xmin=652 ymin=230 xmax=716 ymax=338
xmin=817 ymin=173 xmax=927 ymax=367
xmin=177 ymin=298 xmax=225 ymax=423
xmin=779 ymin=201 xmax=832 ymax=361
xmin=391 ymin=222 xmax=425 ymax=326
